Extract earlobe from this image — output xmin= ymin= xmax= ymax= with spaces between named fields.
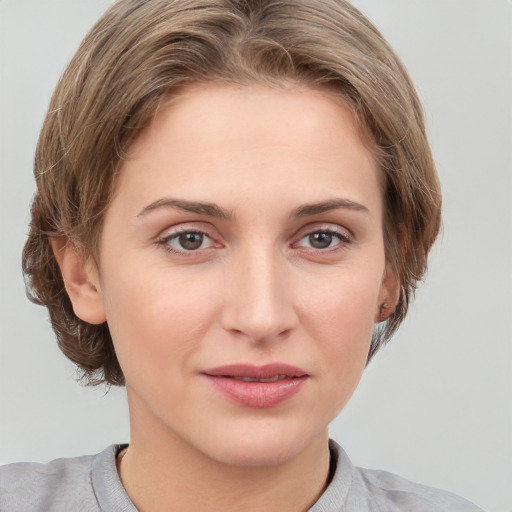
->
xmin=375 ymin=228 xmax=407 ymax=323
xmin=375 ymin=263 xmax=400 ymax=323
xmin=51 ymin=238 xmax=107 ymax=325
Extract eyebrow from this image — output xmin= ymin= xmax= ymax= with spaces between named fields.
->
xmin=138 ymin=198 xmax=233 ymax=219
xmin=138 ymin=197 xmax=369 ymax=220
xmin=293 ymin=198 xmax=370 ymax=217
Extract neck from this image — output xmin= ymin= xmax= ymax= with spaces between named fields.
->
xmin=119 ymin=398 xmax=331 ymax=512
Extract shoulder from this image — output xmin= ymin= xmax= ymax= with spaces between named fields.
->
xmin=312 ymin=439 xmax=486 ymax=512
xmin=352 ymin=466 xmax=485 ymax=512
xmin=0 ymin=446 xmax=122 ymax=512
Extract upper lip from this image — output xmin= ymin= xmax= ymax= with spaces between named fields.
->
xmin=202 ymin=363 xmax=309 ymax=379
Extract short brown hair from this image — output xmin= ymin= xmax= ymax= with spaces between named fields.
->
xmin=23 ymin=0 xmax=441 ymax=386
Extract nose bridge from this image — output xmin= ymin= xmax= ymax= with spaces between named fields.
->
xmin=221 ymin=242 xmax=297 ymax=342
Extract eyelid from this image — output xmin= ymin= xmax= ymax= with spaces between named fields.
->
xmin=290 ymin=223 xmax=354 ymax=252
xmin=155 ymin=223 xmax=223 ymax=256
xmin=292 ymin=222 xmax=353 ymax=242
xmin=156 ymin=221 xmax=218 ymax=240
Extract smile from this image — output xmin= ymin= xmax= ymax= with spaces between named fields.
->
xmin=202 ymin=364 xmax=309 ymax=408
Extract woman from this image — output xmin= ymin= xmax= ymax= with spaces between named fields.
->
xmin=0 ymin=0 xmax=486 ymax=510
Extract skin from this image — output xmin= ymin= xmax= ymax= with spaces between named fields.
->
xmin=55 ymin=83 xmax=397 ymax=512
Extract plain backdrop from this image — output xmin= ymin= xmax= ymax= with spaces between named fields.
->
xmin=1 ymin=1 xmax=511 ymax=511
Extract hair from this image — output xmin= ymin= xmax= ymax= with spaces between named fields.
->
xmin=23 ymin=0 xmax=441 ymax=386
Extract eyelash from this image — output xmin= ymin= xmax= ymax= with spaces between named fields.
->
xmin=156 ymin=227 xmax=352 ymax=256
xmin=293 ymin=229 xmax=352 ymax=252
xmin=157 ymin=229 xmax=218 ymax=256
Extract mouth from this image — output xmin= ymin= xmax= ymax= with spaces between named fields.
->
xmin=203 ymin=363 xmax=308 ymax=379
xmin=225 ymin=374 xmax=293 ymax=383
xmin=202 ymin=364 xmax=309 ymax=408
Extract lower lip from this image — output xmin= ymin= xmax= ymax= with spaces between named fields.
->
xmin=204 ymin=375 xmax=308 ymax=408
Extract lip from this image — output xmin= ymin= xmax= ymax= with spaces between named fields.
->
xmin=202 ymin=364 xmax=309 ymax=408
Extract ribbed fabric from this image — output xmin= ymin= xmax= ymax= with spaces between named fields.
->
xmin=90 ymin=444 xmax=136 ymax=512
xmin=0 ymin=440 xmax=485 ymax=511
xmin=310 ymin=440 xmax=485 ymax=511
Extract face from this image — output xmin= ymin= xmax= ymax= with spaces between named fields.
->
xmin=82 ymin=84 xmax=396 ymax=466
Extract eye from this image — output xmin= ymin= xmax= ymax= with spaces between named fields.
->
xmin=159 ymin=230 xmax=215 ymax=253
xmin=296 ymin=230 xmax=349 ymax=250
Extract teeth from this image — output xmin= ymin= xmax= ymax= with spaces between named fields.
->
xmin=232 ymin=375 xmax=288 ymax=383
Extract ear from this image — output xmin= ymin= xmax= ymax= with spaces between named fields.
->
xmin=375 ymin=262 xmax=400 ymax=323
xmin=51 ymin=238 xmax=107 ymax=325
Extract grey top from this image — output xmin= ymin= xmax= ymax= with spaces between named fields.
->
xmin=0 ymin=440 xmax=485 ymax=511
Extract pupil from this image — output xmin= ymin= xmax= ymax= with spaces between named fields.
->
xmin=309 ymin=232 xmax=332 ymax=249
xmin=179 ymin=232 xmax=203 ymax=250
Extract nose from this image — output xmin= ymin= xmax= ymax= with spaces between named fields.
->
xmin=219 ymin=246 xmax=299 ymax=344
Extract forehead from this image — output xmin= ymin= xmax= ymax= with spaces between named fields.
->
xmin=131 ymin=82 xmax=372 ymax=153
xmin=114 ymin=83 xmax=382 ymax=217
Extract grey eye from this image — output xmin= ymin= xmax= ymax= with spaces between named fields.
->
xmin=308 ymin=232 xmax=336 ymax=249
xmin=159 ymin=229 xmax=217 ymax=255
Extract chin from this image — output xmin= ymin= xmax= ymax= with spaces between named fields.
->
xmin=197 ymin=423 xmax=327 ymax=468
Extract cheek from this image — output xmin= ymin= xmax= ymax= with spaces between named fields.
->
xmin=300 ymin=265 xmax=383 ymax=335
xmin=99 ymin=263 xmax=221 ymax=382
xmin=297 ymin=287 xmax=376 ymax=427
xmin=297 ymin=264 xmax=383 ymax=379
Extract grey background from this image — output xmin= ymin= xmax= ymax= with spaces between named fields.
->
xmin=0 ymin=1 xmax=510 ymax=511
